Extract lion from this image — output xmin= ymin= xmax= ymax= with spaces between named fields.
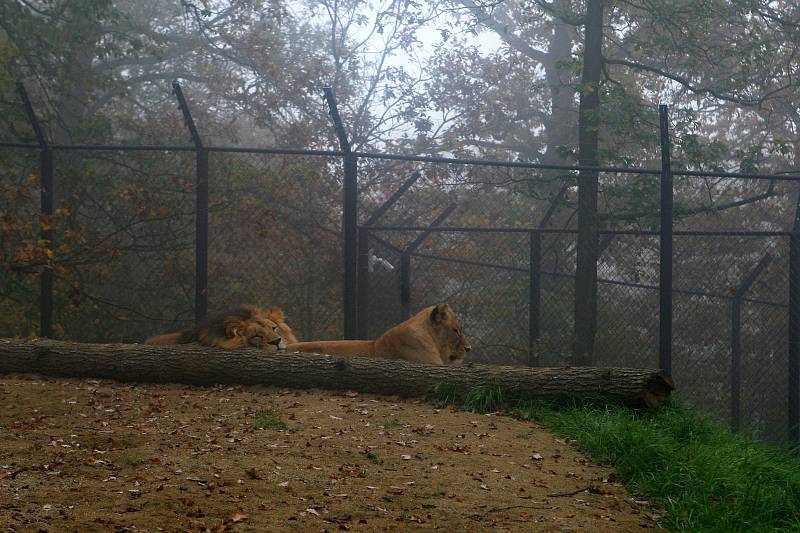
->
xmin=144 ymin=305 xmax=299 ymax=350
xmin=287 ymin=303 xmax=470 ymax=365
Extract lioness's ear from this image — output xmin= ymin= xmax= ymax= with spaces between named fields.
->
xmin=267 ymin=306 xmax=285 ymax=322
xmin=430 ymin=304 xmax=451 ymax=323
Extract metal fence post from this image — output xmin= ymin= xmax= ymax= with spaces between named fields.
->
xmin=173 ymin=81 xmax=208 ymax=322
xmin=324 ymin=87 xmax=358 ymax=339
xmin=659 ymin=104 xmax=673 ymax=378
xmin=529 ymin=230 xmax=541 ymax=366
xmin=17 ymin=83 xmax=54 ymax=337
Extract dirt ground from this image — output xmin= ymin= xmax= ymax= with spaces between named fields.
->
xmin=0 ymin=375 xmax=659 ymax=532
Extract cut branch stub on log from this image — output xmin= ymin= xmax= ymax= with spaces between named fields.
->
xmin=0 ymin=339 xmax=674 ymax=408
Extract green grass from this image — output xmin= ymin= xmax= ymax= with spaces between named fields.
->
xmin=123 ymin=455 xmax=146 ymax=468
xmin=364 ymin=450 xmax=382 ymax=464
xmin=254 ymin=409 xmax=288 ymax=431
xmin=428 ymin=383 xmax=800 ymax=533
xmin=381 ymin=418 xmax=404 ymax=429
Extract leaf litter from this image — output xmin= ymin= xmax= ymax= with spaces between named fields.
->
xmin=0 ymin=374 xmax=657 ymax=531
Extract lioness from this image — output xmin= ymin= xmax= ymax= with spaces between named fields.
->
xmin=145 ymin=305 xmax=299 ymax=349
xmin=287 ymin=303 xmax=470 ymax=365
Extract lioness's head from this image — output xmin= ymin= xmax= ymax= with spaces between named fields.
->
xmin=429 ymin=303 xmax=471 ymax=364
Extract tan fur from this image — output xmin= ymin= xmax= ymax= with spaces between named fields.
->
xmin=287 ymin=304 xmax=470 ymax=365
xmin=143 ymin=332 xmax=183 ymax=345
xmin=144 ymin=305 xmax=298 ymax=349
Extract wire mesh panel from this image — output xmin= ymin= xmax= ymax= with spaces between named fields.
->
xmin=740 ymin=299 xmax=789 ymax=442
xmin=0 ymin=147 xmax=42 ymax=337
xmin=207 ymin=151 xmax=343 ymax=341
xmin=48 ymin=149 xmax=197 ymax=342
xmin=1 ymin=114 xmax=798 ymax=447
xmin=537 ymin=231 xmax=577 ymax=366
xmin=671 ymin=234 xmax=790 ymax=436
xmin=411 ymin=232 xmax=531 ymax=365
xmin=673 ymin=177 xmax=796 ymax=233
xmin=359 ymin=233 xmax=404 ymax=339
xmin=595 ymin=234 xmax=661 ymax=368
xmin=672 ymin=291 xmax=732 ymax=424
xmin=738 ymin=249 xmax=790 ymax=442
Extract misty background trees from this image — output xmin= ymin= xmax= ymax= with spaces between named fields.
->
xmin=1 ymin=0 xmax=799 ymax=439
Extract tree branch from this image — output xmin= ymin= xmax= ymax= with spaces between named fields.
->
xmin=459 ymin=0 xmax=548 ymax=63
xmin=603 ymin=57 xmax=795 ymax=107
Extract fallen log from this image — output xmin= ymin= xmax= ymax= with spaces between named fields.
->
xmin=0 ymin=339 xmax=673 ymax=407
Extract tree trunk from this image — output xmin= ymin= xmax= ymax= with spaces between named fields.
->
xmin=541 ymin=3 xmax=577 ymax=170
xmin=573 ymin=0 xmax=604 ymax=364
xmin=0 ymin=339 xmax=673 ymax=408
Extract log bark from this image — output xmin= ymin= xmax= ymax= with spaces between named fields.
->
xmin=0 ymin=339 xmax=674 ymax=407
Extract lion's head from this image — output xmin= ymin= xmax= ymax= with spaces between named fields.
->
xmin=225 ymin=314 xmax=285 ymax=349
xmin=429 ymin=303 xmax=471 ymax=363
xmin=262 ymin=306 xmax=299 ymax=345
xmin=146 ymin=304 xmax=299 ymax=349
xmin=195 ymin=305 xmax=298 ymax=350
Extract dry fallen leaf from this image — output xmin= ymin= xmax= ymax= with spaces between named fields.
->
xmin=230 ymin=513 xmax=247 ymax=523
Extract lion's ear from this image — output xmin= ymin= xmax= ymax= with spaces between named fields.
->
xmin=430 ymin=304 xmax=451 ymax=323
xmin=267 ymin=306 xmax=285 ymax=323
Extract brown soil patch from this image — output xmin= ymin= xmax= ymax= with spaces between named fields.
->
xmin=0 ymin=375 xmax=657 ymax=532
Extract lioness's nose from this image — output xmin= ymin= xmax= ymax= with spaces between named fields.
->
xmin=465 ymin=346 xmax=471 ymax=352
xmin=268 ymin=337 xmax=283 ymax=346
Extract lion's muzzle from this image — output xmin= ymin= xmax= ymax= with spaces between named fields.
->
xmin=270 ymin=337 xmax=287 ymax=350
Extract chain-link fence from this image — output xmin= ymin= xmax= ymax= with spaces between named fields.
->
xmin=356 ymin=155 xmax=800 ymax=446
xmin=2 ymin=84 xmax=799 ymax=446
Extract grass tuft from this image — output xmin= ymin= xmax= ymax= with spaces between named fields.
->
xmin=381 ymin=418 xmax=403 ymax=429
xmin=123 ymin=456 xmax=146 ymax=468
xmin=254 ymin=409 xmax=287 ymax=431
xmin=426 ymin=381 xmax=463 ymax=407
xmin=462 ymin=382 xmax=505 ymax=412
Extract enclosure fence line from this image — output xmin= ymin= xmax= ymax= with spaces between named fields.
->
xmin=3 ymin=82 xmax=800 ymax=444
